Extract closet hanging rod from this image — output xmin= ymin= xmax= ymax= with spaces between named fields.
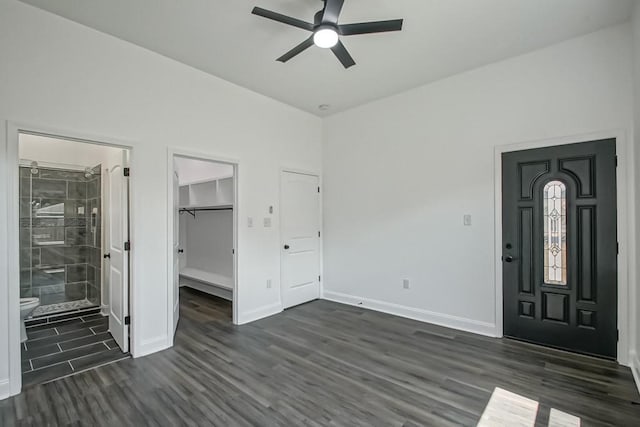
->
xmin=179 ymin=207 xmax=233 ymax=218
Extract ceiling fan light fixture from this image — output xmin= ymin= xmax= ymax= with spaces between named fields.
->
xmin=313 ymin=26 xmax=339 ymax=48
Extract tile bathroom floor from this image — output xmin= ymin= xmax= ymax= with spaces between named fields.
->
xmin=21 ymin=308 xmax=129 ymax=387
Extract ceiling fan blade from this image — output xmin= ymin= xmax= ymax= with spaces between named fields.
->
xmin=252 ymin=7 xmax=314 ymax=31
xmin=339 ymin=19 xmax=403 ymax=35
xmin=331 ymin=40 xmax=356 ymax=69
xmin=322 ymin=0 xmax=344 ymax=24
xmin=277 ymin=37 xmax=315 ymax=63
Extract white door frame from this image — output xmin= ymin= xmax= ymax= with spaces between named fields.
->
xmin=4 ymin=121 xmax=134 ymax=397
xmin=166 ymin=147 xmax=239 ymax=337
xmin=278 ymin=167 xmax=323 ymax=309
xmin=493 ymin=129 xmax=634 ymax=366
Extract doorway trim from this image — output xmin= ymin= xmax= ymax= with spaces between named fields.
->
xmin=5 ymin=121 xmax=135 ymax=397
xmin=278 ymin=167 xmax=323 ymax=310
xmin=493 ymin=129 xmax=634 ymax=366
xmin=166 ymin=147 xmax=240 ymax=341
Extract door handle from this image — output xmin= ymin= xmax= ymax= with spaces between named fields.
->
xmin=503 ymin=255 xmax=516 ymax=263
xmin=284 ymin=244 xmax=290 ymax=250
xmin=178 ymin=249 xmax=184 ymax=254
xmin=103 ymin=253 xmax=111 ymax=259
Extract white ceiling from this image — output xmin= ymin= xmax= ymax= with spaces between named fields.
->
xmin=20 ymin=0 xmax=633 ymax=116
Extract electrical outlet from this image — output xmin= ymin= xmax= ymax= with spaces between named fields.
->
xmin=463 ymin=214 xmax=472 ymax=226
xmin=267 ymin=279 xmax=272 ymax=289
xmin=403 ymin=279 xmax=410 ymax=289
xmin=247 ymin=217 xmax=253 ymax=228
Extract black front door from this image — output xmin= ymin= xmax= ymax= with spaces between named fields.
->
xmin=502 ymin=139 xmax=617 ymax=359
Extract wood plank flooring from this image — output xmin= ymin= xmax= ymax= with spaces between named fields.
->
xmin=2 ymin=287 xmax=639 ymax=426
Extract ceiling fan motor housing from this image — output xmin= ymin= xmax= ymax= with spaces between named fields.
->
xmin=251 ymin=0 xmax=404 ymax=68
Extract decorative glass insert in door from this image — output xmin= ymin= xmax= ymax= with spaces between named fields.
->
xmin=543 ymin=180 xmax=567 ymax=285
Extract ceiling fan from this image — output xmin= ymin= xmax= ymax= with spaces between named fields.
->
xmin=252 ymin=0 xmax=403 ymax=69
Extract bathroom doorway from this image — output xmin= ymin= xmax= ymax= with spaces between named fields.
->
xmin=168 ymin=151 xmax=238 ymax=345
xmin=16 ymin=132 xmax=131 ymax=388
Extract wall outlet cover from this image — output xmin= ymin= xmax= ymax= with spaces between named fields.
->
xmin=403 ymin=279 xmax=410 ymax=289
xmin=264 ymin=217 xmax=272 ymax=227
xmin=247 ymin=217 xmax=253 ymax=227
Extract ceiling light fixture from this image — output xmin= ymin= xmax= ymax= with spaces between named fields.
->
xmin=313 ymin=25 xmax=339 ymax=48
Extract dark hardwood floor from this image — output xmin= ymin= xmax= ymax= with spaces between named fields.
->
xmin=2 ymin=287 xmax=639 ymax=426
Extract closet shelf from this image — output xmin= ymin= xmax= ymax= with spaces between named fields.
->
xmin=180 ymin=267 xmax=233 ymax=290
xmin=179 ymin=204 xmax=232 ymax=210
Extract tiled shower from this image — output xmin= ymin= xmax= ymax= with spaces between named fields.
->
xmin=20 ymin=165 xmax=102 ymax=315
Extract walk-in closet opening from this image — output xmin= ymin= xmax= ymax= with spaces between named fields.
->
xmin=17 ymin=132 xmax=131 ymax=388
xmin=170 ymin=155 xmax=237 ymax=338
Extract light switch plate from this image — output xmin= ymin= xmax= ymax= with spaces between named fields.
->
xmin=247 ymin=217 xmax=253 ymax=227
xmin=464 ymin=214 xmax=472 ymax=226
xmin=264 ymin=217 xmax=272 ymax=228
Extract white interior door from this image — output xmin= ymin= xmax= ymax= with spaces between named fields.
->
xmin=172 ymin=170 xmax=180 ymax=340
xmin=108 ymin=159 xmax=129 ymax=353
xmin=281 ymin=171 xmax=320 ymax=309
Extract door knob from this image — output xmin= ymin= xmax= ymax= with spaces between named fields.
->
xmin=178 ymin=249 xmax=184 ymax=254
xmin=284 ymin=244 xmax=290 ymax=250
xmin=503 ymin=255 xmax=515 ymax=263
xmin=103 ymin=253 xmax=111 ymax=259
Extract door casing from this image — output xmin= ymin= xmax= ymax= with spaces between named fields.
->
xmin=494 ymin=130 xmax=634 ymax=366
xmin=5 ymin=121 xmax=134 ymax=397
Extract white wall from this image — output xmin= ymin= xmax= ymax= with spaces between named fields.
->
xmin=631 ymin=2 xmax=640 ymax=388
xmin=0 ymin=0 xmax=321 ymax=398
xmin=19 ymin=134 xmax=121 ymax=169
xmin=174 ymin=157 xmax=233 ymax=185
xmin=323 ymin=25 xmax=634 ymax=339
xmin=183 ymin=211 xmax=233 ymax=278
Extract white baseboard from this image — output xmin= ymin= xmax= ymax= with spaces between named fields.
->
xmin=181 ymin=281 xmax=232 ymax=301
xmin=323 ymin=290 xmax=497 ymax=337
xmin=0 ymin=378 xmax=10 ymax=401
xmin=630 ymin=351 xmax=640 ymax=395
xmin=237 ymin=302 xmax=282 ymax=325
xmin=134 ymin=336 xmax=170 ymax=358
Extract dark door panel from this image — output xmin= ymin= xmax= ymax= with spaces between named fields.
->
xmin=502 ymin=139 xmax=617 ymax=359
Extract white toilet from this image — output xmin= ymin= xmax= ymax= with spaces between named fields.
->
xmin=20 ymin=297 xmax=40 ymax=342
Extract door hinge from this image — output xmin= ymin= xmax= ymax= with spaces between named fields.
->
xmin=615 ymin=156 xmax=618 ymax=167
xmin=317 ymin=186 xmax=320 ymax=193
xmin=232 ymin=248 xmax=235 ymax=255
xmin=617 ymin=242 xmax=619 ymax=254
xmin=123 ymin=167 xmax=130 ymax=177
xmin=124 ymin=316 xmax=130 ymax=325
xmin=617 ymin=329 xmax=619 ymax=341
xmin=124 ymin=241 xmax=131 ymax=251
xmin=318 ymin=231 xmax=321 ymax=237
xmin=318 ymin=275 xmax=321 ymax=282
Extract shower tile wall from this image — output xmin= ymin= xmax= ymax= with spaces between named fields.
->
xmin=20 ymin=166 xmax=102 ymax=309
